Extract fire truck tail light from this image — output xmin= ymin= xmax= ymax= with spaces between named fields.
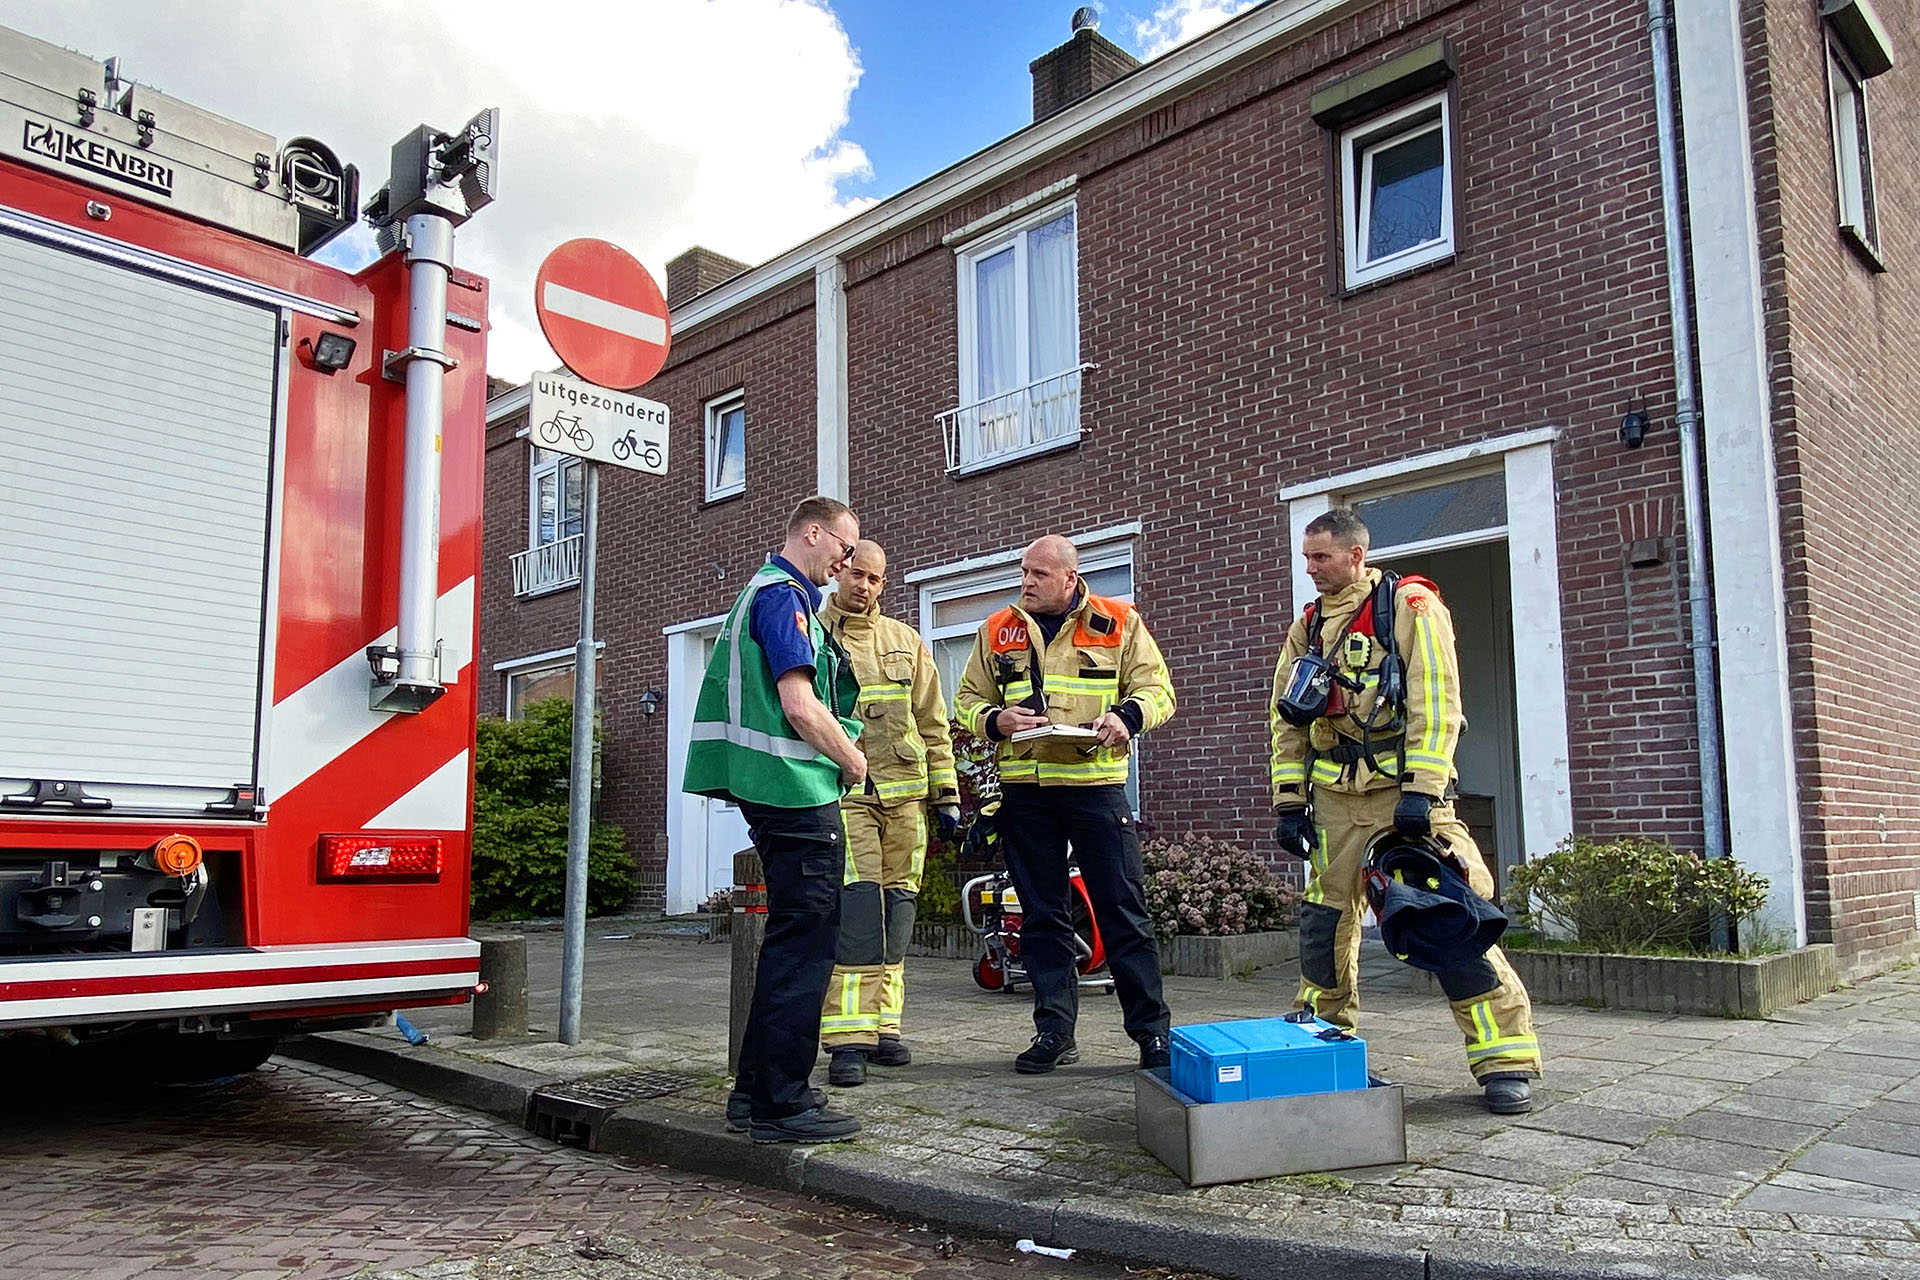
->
xmin=151 ymin=834 xmax=204 ymax=876
xmin=318 ymin=835 xmax=444 ymax=882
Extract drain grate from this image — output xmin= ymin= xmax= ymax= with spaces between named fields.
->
xmin=528 ymin=1070 xmax=701 ymax=1150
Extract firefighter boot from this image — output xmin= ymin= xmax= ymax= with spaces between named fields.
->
xmin=828 ymin=1047 xmax=868 ymax=1087
xmin=1483 ymin=1073 xmax=1534 ymax=1114
xmin=871 ymin=1034 xmax=911 ymax=1067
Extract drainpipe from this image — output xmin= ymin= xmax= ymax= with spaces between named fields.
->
xmin=1647 ymin=0 xmax=1732 ymax=891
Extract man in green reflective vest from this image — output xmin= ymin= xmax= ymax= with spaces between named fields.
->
xmin=685 ymin=495 xmax=868 ymax=1144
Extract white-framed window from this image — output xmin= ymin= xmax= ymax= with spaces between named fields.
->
xmin=944 ymin=202 xmax=1084 ymax=475
xmin=497 ymin=647 xmax=604 ymax=720
xmin=1339 ymin=92 xmax=1454 ymax=290
xmin=1826 ymin=40 xmax=1878 ymax=256
xmin=916 ymin=532 xmax=1138 ymax=808
xmin=705 ymin=391 xmax=745 ymax=501
xmin=528 ymin=446 xmax=583 ymax=548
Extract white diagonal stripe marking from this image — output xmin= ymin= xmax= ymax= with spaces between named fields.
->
xmin=543 ymin=281 xmax=666 ymax=346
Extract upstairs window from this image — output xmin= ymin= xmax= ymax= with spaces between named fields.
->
xmin=945 ymin=203 xmax=1083 ymax=474
xmin=1340 ymin=93 xmax=1454 ymax=289
xmin=705 ymin=391 xmax=745 ymax=501
xmin=529 ymin=446 xmax=583 ymax=548
xmin=1820 ymin=0 xmax=1893 ymax=265
xmin=1827 ymin=43 xmax=1878 ymax=257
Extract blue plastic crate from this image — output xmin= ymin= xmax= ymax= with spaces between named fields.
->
xmin=1169 ymin=1017 xmax=1369 ymax=1103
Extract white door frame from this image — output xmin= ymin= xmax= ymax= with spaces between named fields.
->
xmin=1281 ymin=428 xmax=1574 ymax=864
xmin=664 ymin=611 xmax=727 ymax=915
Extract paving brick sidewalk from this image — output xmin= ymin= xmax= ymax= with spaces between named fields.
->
xmin=292 ymin=925 xmax=1920 ymax=1279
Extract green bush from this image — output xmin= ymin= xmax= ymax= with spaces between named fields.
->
xmin=471 ymin=697 xmax=635 ymax=920
xmin=1141 ymin=834 xmax=1297 ymax=938
xmin=1507 ymin=836 xmax=1770 ymax=955
xmin=916 ymin=844 xmax=962 ymax=925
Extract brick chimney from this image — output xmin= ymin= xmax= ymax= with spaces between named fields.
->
xmin=666 ymin=246 xmax=750 ymax=309
xmin=1030 ymin=11 xmax=1140 ymax=124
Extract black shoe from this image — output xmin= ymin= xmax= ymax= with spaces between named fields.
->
xmin=1137 ymin=1034 xmax=1171 ymax=1070
xmin=871 ymin=1036 xmax=911 ymax=1067
xmin=1014 ymin=1032 xmax=1080 ymax=1074
xmin=748 ymin=1105 xmax=862 ymax=1144
xmin=827 ymin=1047 xmax=868 ymax=1087
xmin=1483 ymin=1075 xmax=1535 ymax=1115
xmin=726 ymin=1086 xmax=825 ymax=1133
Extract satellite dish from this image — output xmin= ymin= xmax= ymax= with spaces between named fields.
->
xmin=1071 ymin=6 xmax=1100 ymax=33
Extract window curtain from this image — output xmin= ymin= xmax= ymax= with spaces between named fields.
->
xmin=1026 ymin=211 xmax=1078 ymax=444
xmin=973 ymin=246 xmax=1018 ymax=455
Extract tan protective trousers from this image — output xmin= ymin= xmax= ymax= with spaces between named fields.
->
xmin=1295 ymin=786 xmax=1542 ymax=1080
xmin=819 ymin=799 xmax=926 ymax=1051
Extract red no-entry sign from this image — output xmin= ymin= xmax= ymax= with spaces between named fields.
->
xmin=533 ymin=239 xmax=671 ymax=390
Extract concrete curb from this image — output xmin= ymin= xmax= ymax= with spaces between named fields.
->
xmin=280 ymin=1032 xmax=553 ymax=1127
xmin=279 ymin=1032 xmax=1899 ymax=1280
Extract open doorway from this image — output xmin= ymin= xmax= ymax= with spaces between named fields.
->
xmin=664 ymin=616 xmax=751 ymax=916
xmin=1374 ymin=542 xmax=1523 ymax=893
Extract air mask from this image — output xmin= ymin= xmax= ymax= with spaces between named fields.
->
xmin=1275 ymin=653 xmax=1337 ymax=726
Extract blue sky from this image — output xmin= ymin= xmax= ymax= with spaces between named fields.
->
xmin=6 ymin=1 xmax=1251 ymax=377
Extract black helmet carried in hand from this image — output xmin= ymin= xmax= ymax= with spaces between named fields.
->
xmin=1362 ymin=831 xmax=1507 ymax=973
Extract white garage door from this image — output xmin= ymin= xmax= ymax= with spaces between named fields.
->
xmin=0 ymin=228 xmax=279 ymax=797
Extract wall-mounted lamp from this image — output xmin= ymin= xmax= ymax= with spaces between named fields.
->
xmin=299 ymin=331 xmax=357 ymax=374
xmin=637 ymin=689 xmax=663 ymax=719
xmin=1619 ymin=400 xmax=1652 ymax=449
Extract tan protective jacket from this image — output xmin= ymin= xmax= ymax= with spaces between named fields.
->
xmin=822 ymin=597 xmax=957 ymax=807
xmin=955 ymin=585 xmax=1175 ymax=787
xmin=1268 ymin=568 xmax=1463 ymax=804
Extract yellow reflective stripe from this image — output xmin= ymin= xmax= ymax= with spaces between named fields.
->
xmin=1004 ymin=680 xmax=1034 ymax=700
xmin=1471 ymin=1000 xmax=1496 ymax=1042
xmin=1467 ymin=1035 xmax=1540 ymax=1062
xmin=1405 ymin=750 xmax=1451 ymax=771
xmin=1046 ymin=676 xmax=1117 ymax=696
xmin=1310 ymin=760 xmax=1344 ymax=784
xmin=927 ymin=768 xmax=958 ymax=789
xmin=859 ymin=685 xmax=911 ymax=702
xmin=908 ymin=809 xmax=926 ymax=886
xmin=962 ymin=702 xmax=994 ymax=736
xmin=1303 ymin=828 xmax=1329 ymax=905
xmin=881 ymin=966 xmax=905 ymax=1021
xmin=1033 ymin=760 xmax=1130 ymax=782
xmin=821 ymin=1015 xmax=880 ymax=1033
xmin=1300 ymin=986 xmax=1321 ymax=1016
xmin=871 ymin=778 xmax=926 ymax=800
xmin=1415 ymin=611 xmax=1444 ymax=760
xmin=1272 ymin=761 xmax=1307 ymax=783
xmin=998 ymin=759 xmax=1038 ymax=780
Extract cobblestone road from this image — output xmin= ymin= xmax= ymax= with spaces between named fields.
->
xmin=0 ymin=1056 xmax=1206 ymax=1280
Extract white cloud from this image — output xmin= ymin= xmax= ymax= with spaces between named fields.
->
xmin=1132 ymin=0 xmax=1258 ymax=59
xmin=6 ymin=0 xmax=876 ymax=380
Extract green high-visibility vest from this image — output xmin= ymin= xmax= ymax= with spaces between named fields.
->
xmin=684 ymin=561 xmax=862 ymax=808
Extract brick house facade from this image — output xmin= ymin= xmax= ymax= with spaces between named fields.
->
xmin=481 ymin=0 xmax=1916 ymax=974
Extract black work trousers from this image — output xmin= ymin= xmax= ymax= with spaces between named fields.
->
xmin=735 ymin=799 xmax=844 ymax=1121
xmin=998 ymin=783 xmax=1170 ymax=1044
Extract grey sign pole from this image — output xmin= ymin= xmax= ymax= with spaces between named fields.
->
xmin=559 ymin=460 xmax=600 ymax=1045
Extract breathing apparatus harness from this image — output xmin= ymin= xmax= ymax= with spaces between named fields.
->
xmin=1274 ymin=571 xmax=1411 ymax=784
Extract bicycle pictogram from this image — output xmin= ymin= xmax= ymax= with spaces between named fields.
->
xmin=536 ymin=411 xmax=593 ymax=451
xmin=611 ymin=430 xmax=663 ymax=469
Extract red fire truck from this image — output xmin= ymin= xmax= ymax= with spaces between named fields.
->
xmin=0 ymin=26 xmax=497 ymax=1077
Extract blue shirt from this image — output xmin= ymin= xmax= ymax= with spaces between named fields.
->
xmin=748 ymin=554 xmax=822 ymax=683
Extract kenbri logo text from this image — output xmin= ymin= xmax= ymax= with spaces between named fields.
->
xmin=22 ymin=118 xmax=174 ymax=197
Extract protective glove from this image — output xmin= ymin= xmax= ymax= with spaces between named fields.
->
xmin=933 ymin=804 xmax=962 ymax=843
xmin=1393 ymin=791 xmax=1434 ymax=838
xmin=1274 ymin=806 xmax=1316 ymax=861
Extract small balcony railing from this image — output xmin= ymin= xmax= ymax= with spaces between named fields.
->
xmin=510 ymin=533 xmax=583 ymax=598
xmin=937 ymin=363 xmax=1095 ymax=475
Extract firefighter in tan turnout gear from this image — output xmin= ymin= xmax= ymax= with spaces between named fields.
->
xmin=956 ymin=535 xmax=1176 ymax=1075
xmin=1269 ymin=507 xmax=1542 ymax=1114
xmin=818 ymin=541 xmax=959 ymax=1086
